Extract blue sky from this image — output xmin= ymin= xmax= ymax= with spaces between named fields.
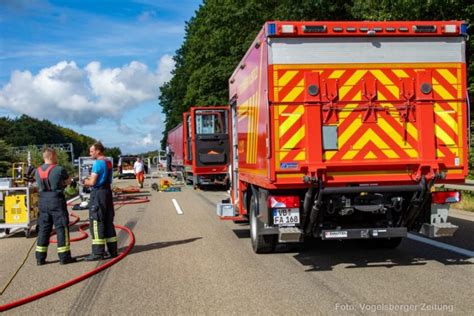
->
xmin=0 ymin=0 xmax=202 ymax=153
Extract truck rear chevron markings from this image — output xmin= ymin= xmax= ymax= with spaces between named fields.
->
xmin=273 ymin=65 xmax=462 ymax=164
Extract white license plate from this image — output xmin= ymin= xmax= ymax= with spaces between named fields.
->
xmin=324 ymin=231 xmax=348 ymax=239
xmin=273 ymin=208 xmax=300 ymax=225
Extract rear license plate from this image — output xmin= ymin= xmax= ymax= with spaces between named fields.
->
xmin=324 ymin=231 xmax=348 ymax=239
xmin=273 ymin=208 xmax=300 ymax=226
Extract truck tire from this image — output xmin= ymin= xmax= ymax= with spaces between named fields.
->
xmin=249 ymin=192 xmax=276 ymax=253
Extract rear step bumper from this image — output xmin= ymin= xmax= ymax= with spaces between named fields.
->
xmin=419 ymin=223 xmax=458 ymax=238
xmin=320 ymin=227 xmax=407 ymax=240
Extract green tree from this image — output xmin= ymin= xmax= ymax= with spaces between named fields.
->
xmin=0 ymin=140 xmax=15 ymax=177
xmin=19 ymin=146 xmax=76 ymax=176
xmin=0 ymin=115 xmax=96 ymax=159
xmin=104 ymin=147 xmax=122 ymax=165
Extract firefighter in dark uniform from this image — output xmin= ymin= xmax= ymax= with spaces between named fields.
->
xmin=166 ymin=143 xmax=173 ymax=172
xmin=35 ymin=148 xmax=76 ymax=265
xmin=83 ymin=142 xmax=118 ymax=261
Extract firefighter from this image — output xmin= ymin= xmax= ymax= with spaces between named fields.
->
xmin=83 ymin=142 xmax=118 ymax=261
xmin=35 ymin=148 xmax=76 ymax=265
xmin=133 ymin=157 xmax=145 ymax=188
xmin=166 ymin=143 xmax=173 ymax=172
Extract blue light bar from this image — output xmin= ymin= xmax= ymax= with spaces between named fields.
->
xmin=460 ymin=23 xmax=468 ymax=35
xmin=268 ymin=23 xmax=276 ymax=36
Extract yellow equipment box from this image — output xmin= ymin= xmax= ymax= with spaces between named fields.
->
xmin=5 ymin=194 xmax=29 ymax=224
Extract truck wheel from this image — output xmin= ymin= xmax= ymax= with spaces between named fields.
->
xmin=249 ymin=192 xmax=276 ymax=253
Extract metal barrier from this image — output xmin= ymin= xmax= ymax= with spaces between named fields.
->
xmin=435 ymin=180 xmax=474 ymax=192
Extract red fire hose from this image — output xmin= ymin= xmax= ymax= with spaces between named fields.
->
xmin=49 ymin=193 xmax=149 ymax=243
xmin=113 ymin=186 xmax=141 ymax=194
xmin=113 ymin=195 xmax=150 ymax=205
xmin=0 ymin=190 xmax=149 ymax=312
xmin=50 ymin=212 xmax=88 ymax=243
xmin=0 ymin=224 xmax=135 ymax=312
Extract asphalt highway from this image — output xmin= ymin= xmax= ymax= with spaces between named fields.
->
xmin=1 ymin=180 xmax=473 ymax=315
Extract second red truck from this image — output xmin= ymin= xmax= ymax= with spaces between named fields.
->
xmin=167 ymin=106 xmax=230 ymax=189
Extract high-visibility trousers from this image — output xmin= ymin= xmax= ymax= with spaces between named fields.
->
xmin=89 ymin=186 xmax=117 ymax=256
xmin=136 ymin=171 xmax=144 ymax=184
xmin=36 ymin=192 xmax=72 ymax=261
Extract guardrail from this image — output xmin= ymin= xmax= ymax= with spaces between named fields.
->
xmin=435 ymin=179 xmax=474 ymax=192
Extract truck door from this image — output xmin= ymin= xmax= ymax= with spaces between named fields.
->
xmin=230 ymin=98 xmax=239 ymax=202
xmin=193 ymin=109 xmax=230 ymax=167
xmin=186 ymin=114 xmax=192 ymax=162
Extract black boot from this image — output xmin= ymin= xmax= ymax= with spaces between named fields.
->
xmin=107 ymin=242 xmax=118 ymax=258
xmin=106 ymin=251 xmax=119 ymax=258
xmin=60 ymin=257 xmax=77 ymax=265
xmin=84 ymin=253 xmax=106 ymax=261
xmin=37 ymin=259 xmax=46 ymax=266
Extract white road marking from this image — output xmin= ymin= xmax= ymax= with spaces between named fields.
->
xmin=407 ymin=233 xmax=474 ymax=259
xmin=172 ymin=199 xmax=183 ymax=215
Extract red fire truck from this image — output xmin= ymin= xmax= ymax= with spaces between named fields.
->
xmin=167 ymin=106 xmax=230 ymax=189
xmin=219 ymin=21 xmax=469 ymax=253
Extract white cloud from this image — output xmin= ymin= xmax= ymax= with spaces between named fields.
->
xmin=0 ymin=55 xmax=175 ymax=125
xmin=141 ymin=133 xmax=153 ymax=146
xmin=117 ymin=122 xmax=133 ymax=135
xmin=138 ymin=10 xmax=156 ymax=22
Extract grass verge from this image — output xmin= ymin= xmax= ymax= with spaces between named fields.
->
xmin=452 ymin=191 xmax=474 ymax=212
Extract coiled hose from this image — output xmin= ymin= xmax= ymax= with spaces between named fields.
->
xmin=0 ymin=190 xmax=150 ymax=312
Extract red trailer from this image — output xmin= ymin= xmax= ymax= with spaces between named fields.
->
xmin=221 ymin=21 xmax=469 ymax=253
xmin=167 ymin=123 xmax=184 ymax=170
xmin=168 ymin=106 xmax=231 ymax=188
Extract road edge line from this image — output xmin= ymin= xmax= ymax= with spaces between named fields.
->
xmin=407 ymin=233 xmax=474 ymax=258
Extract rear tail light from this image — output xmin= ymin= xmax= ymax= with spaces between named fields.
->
xmin=432 ymin=191 xmax=461 ymax=204
xmin=268 ymin=196 xmax=300 ymax=208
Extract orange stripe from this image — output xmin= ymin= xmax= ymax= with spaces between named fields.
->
xmin=333 ymin=123 xmax=370 ymax=160
xmin=280 ymin=138 xmax=305 ymax=162
xmin=279 ymin=117 xmax=304 ymax=147
xmin=435 ymin=114 xmax=458 ymax=143
xmin=277 ymin=71 xmax=305 ymax=102
xmin=432 ymin=70 xmax=458 ymax=99
xmin=436 ymin=140 xmax=456 ymax=159
xmin=352 ymin=141 xmax=387 ymax=160
xmin=370 ymin=124 xmax=410 ymax=159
